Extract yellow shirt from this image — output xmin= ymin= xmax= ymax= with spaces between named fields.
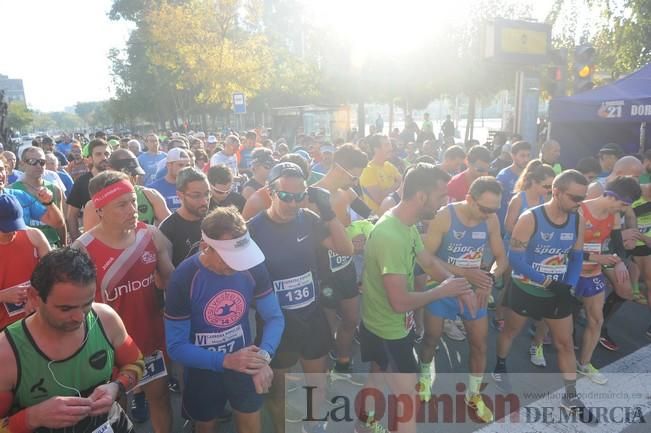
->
xmin=360 ymin=161 xmax=400 ymax=213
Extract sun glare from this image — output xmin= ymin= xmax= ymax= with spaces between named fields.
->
xmin=306 ymin=0 xmax=472 ymax=56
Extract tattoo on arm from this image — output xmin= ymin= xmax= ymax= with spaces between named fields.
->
xmin=510 ymin=238 xmax=529 ymax=249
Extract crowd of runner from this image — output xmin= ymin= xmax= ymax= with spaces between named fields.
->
xmin=0 ymin=125 xmax=650 ymax=433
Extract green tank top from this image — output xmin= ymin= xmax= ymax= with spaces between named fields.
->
xmin=5 ymin=309 xmax=115 ymax=410
xmin=633 ymin=197 xmax=651 ymax=247
xmin=11 ymin=180 xmax=61 ymax=246
xmin=135 ymin=186 xmax=155 ymax=225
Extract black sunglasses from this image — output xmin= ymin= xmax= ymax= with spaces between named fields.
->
xmin=565 ymin=192 xmax=586 ymax=203
xmin=275 ymin=190 xmax=307 ymax=203
xmin=25 ymin=158 xmax=46 ymax=167
xmin=476 ymin=203 xmax=499 ymax=214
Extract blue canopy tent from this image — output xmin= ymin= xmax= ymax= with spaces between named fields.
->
xmin=549 ymin=63 xmax=651 ymax=168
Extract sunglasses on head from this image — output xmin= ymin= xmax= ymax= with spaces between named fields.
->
xmin=275 ymin=190 xmax=307 ymax=203
xmin=565 ymin=192 xmax=586 ymax=203
xmin=476 ymin=203 xmax=499 ymax=214
xmin=212 ymin=185 xmax=232 ymax=195
xmin=25 ymin=158 xmax=46 ymax=167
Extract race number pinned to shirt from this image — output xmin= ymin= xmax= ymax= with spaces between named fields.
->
xmin=91 ymin=421 xmax=114 ymax=433
xmin=137 ymin=350 xmax=167 ymax=387
xmin=2 ymin=281 xmax=30 ymax=317
xmin=194 ymin=325 xmax=245 ymax=354
xmin=328 ymin=249 xmax=352 ymax=273
xmin=273 ymin=271 xmax=316 ymax=310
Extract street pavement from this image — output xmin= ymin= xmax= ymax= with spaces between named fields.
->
xmin=133 ymin=289 xmax=651 ymax=433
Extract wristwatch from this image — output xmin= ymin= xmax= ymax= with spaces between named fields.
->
xmin=259 ymin=350 xmax=272 ymax=364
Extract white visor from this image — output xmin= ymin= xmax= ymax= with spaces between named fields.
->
xmin=201 ymin=231 xmax=265 ymax=271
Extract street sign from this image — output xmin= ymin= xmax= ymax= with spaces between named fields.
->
xmin=233 ymin=92 xmax=246 ymax=114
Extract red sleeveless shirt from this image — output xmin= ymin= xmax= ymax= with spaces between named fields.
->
xmin=79 ymin=222 xmax=164 ymax=355
xmin=581 ymin=202 xmax=615 ymax=277
xmin=0 ymin=230 xmax=38 ymax=330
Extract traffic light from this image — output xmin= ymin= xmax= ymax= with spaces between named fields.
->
xmin=543 ymin=48 xmax=567 ymax=98
xmin=573 ymin=44 xmax=596 ymax=94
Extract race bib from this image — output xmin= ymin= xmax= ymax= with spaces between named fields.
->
xmin=583 ymin=242 xmax=602 ymax=254
xmin=328 ymin=250 xmax=352 ymax=273
xmin=1 ymin=281 xmax=29 ymax=317
xmin=92 ymin=421 xmax=114 ymax=433
xmin=194 ymin=325 xmax=245 ymax=354
xmin=273 ymin=271 xmax=316 ymax=310
xmin=137 ymin=350 xmax=167 ymax=387
xmin=449 ymin=255 xmax=482 ymax=269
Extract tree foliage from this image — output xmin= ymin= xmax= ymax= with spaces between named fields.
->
xmin=6 ymin=102 xmax=33 ymax=133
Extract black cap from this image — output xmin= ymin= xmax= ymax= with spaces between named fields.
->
xmin=599 ymin=143 xmax=623 ymax=156
xmin=251 ymin=148 xmax=276 ymax=166
xmin=110 ymin=156 xmax=145 ymax=176
xmin=267 ymin=162 xmax=304 ymax=185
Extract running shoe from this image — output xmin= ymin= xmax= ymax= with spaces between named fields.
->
xmin=354 ymin=417 xmax=390 ymax=433
xmin=417 ymin=364 xmax=433 ymax=402
xmin=444 ymin=319 xmax=466 ymax=341
xmin=330 ymin=362 xmax=365 ymax=386
xmin=633 ymin=290 xmax=647 ymax=305
xmin=487 ymin=295 xmax=496 ymax=311
xmin=491 ymin=371 xmax=512 ymax=393
xmin=599 ymin=332 xmax=619 ymax=351
xmin=529 ymin=344 xmax=546 ymax=367
xmin=167 ymin=376 xmax=181 ymax=393
xmin=302 ymin=421 xmax=327 ymax=433
xmin=130 ymin=392 xmax=149 ymax=423
xmin=465 ymin=394 xmax=495 ymax=423
xmin=561 ymin=396 xmax=598 ymax=425
xmin=490 ymin=318 xmax=505 ymax=332
xmin=577 ymin=363 xmax=608 ymax=385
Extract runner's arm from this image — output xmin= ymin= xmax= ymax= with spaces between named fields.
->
xmin=255 ymin=292 xmax=284 ymax=357
xmin=415 ymin=250 xmax=453 ymax=283
xmin=508 ymin=212 xmax=548 ymax=285
xmin=384 ymin=273 xmax=470 ymax=312
xmin=487 ymin=214 xmax=508 ymax=277
xmin=504 ymin=195 xmax=521 ymax=236
xmin=165 ymin=319 xmax=229 ymax=372
xmin=564 ymin=215 xmax=585 ymax=287
xmin=142 ymin=188 xmax=171 ymax=226
xmin=25 ymin=228 xmax=51 ymax=258
xmin=321 ymin=218 xmax=354 ymax=257
xmin=93 ymin=303 xmax=144 ymax=394
xmin=66 ymin=205 xmax=81 ymax=241
xmin=152 ymin=227 xmax=174 ymax=287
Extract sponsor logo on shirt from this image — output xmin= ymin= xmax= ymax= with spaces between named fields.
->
xmin=204 ymin=290 xmax=246 ymax=328
xmin=560 ymin=232 xmax=574 ymax=241
xmin=141 ymin=251 xmax=157 ymax=265
xmin=453 ymin=230 xmax=466 ymax=240
xmin=540 ymin=232 xmax=554 ymax=241
xmin=104 ymin=274 xmax=155 ymax=302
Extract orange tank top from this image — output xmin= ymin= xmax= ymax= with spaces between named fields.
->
xmin=0 ymin=230 xmax=39 ymax=330
xmin=78 ymin=223 xmax=164 ymax=355
xmin=581 ymin=202 xmax=615 ymax=277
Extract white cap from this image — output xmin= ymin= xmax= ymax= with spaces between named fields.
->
xmin=202 ymin=231 xmax=265 ymax=271
xmin=207 ymin=135 xmax=218 ymax=144
xmin=167 ymin=148 xmax=191 ymax=163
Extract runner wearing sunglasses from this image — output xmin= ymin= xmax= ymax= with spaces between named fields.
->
xmin=247 ymin=162 xmax=353 ymax=433
xmin=575 ymin=177 xmax=640 ymax=385
xmin=310 ymin=145 xmax=370 ymax=385
xmin=418 ymin=177 xmax=508 ymax=423
xmin=493 ymin=170 xmax=594 ymax=421
xmin=11 ymin=146 xmax=66 ymax=247
xmin=500 ymin=160 xmax=556 ymax=367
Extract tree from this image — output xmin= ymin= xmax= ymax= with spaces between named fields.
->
xmin=6 ymin=101 xmax=33 ymax=133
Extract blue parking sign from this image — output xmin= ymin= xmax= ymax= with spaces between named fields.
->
xmin=233 ymin=92 xmax=246 ymax=114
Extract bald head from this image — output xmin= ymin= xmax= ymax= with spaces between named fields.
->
xmin=612 ymin=156 xmax=643 ymax=178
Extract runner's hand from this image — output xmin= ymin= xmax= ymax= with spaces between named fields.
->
xmin=307 ymin=186 xmax=336 ymax=221
xmin=474 ymin=285 xmax=490 ymax=311
xmin=591 ymin=254 xmax=620 ymax=266
xmin=432 ymin=277 xmax=472 ymax=299
xmin=0 ymin=282 xmax=29 ymax=304
xmin=461 ymin=269 xmax=493 ymax=292
xmin=457 ymin=291 xmax=478 ymax=319
xmin=352 ymin=234 xmax=366 ymax=254
xmin=252 ymin=365 xmax=274 ymax=394
xmin=26 ymin=396 xmax=92 ymax=429
xmin=88 ymin=383 xmax=119 ymax=416
xmin=223 ymin=346 xmax=268 ymax=374
xmin=614 ymin=261 xmax=630 ymax=286
xmin=36 ymin=187 xmax=53 ymax=204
